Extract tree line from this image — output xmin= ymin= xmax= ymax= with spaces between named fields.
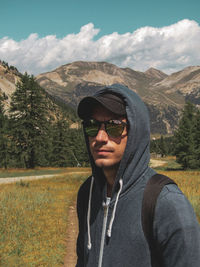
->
xmin=0 ymin=73 xmax=89 ymax=169
xmin=151 ymin=102 xmax=200 ymax=169
xmin=0 ymin=72 xmax=199 ymax=170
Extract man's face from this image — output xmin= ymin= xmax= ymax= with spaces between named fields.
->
xmin=88 ymin=104 xmax=128 ymax=172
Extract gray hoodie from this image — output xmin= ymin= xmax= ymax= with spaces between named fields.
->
xmin=76 ymin=84 xmax=200 ymax=267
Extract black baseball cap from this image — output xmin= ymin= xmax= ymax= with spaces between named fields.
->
xmin=77 ymin=92 xmax=126 ymax=120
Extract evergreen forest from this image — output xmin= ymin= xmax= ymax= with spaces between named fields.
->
xmin=0 ymin=73 xmax=199 ymax=170
xmin=0 ymin=73 xmax=89 ymax=168
xmin=150 ymin=102 xmax=200 ymax=169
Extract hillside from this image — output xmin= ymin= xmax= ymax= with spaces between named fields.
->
xmin=36 ymin=61 xmax=200 ymax=134
xmin=0 ymin=61 xmax=76 ymax=122
xmin=1 ymin=60 xmax=200 ymax=134
xmin=0 ymin=61 xmax=21 ymax=110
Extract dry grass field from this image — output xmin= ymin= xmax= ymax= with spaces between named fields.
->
xmin=0 ymin=164 xmax=199 ymax=266
xmin=0 ymin=168 xmax=90 ymax=267
xmin=159 ymin=170 xmax=200 ymax=223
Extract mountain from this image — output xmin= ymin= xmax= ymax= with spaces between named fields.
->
xmin=1 ymin=60 xmax=200 ymax=134
xmin=0 ymin=61 xmax=21 ymax=110
xmin=152 ymin=66 xmax=200 ymax=105
xmin=0 ymin=61 xmax=77 ymax=122
xmin=36 ymin=61 xmax=200 ymax=134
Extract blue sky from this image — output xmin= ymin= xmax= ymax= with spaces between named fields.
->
xmin=1 ymin=0 xmax=199 ymax=40
xmin=0 ymin=0 xmax=200 ymax=74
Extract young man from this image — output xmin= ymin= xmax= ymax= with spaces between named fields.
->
xmin=76 ymin=83 xmax=200 ymax=267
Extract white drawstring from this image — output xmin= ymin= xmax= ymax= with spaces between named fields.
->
xmin=87 ymin=176 xmax=94 ymax=250
xmin=87 ymin=177 xmax=123 ymax=250
xmin=107 ymin=179 xmax=123 ymax=237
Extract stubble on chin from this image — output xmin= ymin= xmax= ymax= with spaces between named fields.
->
xmin=94 ymin=158 xmax=120 ymax=172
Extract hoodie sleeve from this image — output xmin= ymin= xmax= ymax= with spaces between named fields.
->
xmin=154 ymin=184 xmax=200 ymax=267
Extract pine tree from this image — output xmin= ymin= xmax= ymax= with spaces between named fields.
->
xmin=159 ymin=135 xmax=167 ymax=157
xmin=150 ymin=138 xmax=160 ymax=155
xmin=67 ymin=128 xmax=89 ymax=167
xmin=50 ymin=115 xmax=89 ymax=167
xmin=9 ymin=73 xmax=50 ymax=168
xmin=51 ymin=116 xmax=72 ymax=167
xmin=0 ymin=96 xmax=8 ymax=168
xmin=194 ymin=110 xmax=200 ymax=167
xmin=150 ymin=136 xmax=168 ymax=157
xmin=174 ymin=102 xmax=197 ymax=169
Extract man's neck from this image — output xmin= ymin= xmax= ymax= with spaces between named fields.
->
xmin=103 ymin=166 xmax=118 ymax=197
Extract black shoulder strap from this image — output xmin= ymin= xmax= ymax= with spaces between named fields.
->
xmin=141 ymin=173 xmax=176 ymax=267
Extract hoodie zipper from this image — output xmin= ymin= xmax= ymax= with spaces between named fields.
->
xmin=98 ymin=198 xmax=110 ymax=267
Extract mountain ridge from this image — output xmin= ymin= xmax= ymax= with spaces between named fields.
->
xmin=1 ymin=60 xmax=200 ymax=134
xmin=35 ymin=61 xmax=200 ymax=134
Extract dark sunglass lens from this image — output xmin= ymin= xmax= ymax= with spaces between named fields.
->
xmin=106 ymin=123 xmax=124 ymax=137
xmin=85 ymin=126 xmax=99 ymax=137
xmin=84 ymin=120 xmax=99 ymax=137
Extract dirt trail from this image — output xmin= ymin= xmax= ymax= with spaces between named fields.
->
xmin=150 ymin=159 xmax=167 ymax=168
xmin=0 ymin=171 xmax=87 ymax=184
xmin=63 ymin=200 xmax=78 ymax=267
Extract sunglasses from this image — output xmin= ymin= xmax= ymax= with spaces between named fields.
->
xmin=82 ymin=119 xmax=127 ymax=138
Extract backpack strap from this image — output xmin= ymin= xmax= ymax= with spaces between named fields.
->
xmin=141 ymin=173 xmax=176 ymax=267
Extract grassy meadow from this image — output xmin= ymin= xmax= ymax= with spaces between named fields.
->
xmin=0 ymin=168 xmax=90 ymax=266
xmin=0 ymin=160 xmax=199 ymax=266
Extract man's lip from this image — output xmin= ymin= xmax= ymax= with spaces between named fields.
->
xmin=95 ymin=149 xmax=112 ymax=153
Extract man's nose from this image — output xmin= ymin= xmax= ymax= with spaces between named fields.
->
xmin=95 ymin=124 xmax=108 ymax=142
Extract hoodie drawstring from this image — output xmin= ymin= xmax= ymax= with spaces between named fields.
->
xmin=87 ymin=176 xmax=94 ymax=250
xmin=107 ymin=179 xmax=123 ymax=237
xmin=87 ymin=177 xmax=123 ymax=250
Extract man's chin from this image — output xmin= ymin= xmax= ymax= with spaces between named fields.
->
xmin=94 ymin=159 xmax=119 ymax=170
xmin=94 ymin=159 xmax=112 ymax=168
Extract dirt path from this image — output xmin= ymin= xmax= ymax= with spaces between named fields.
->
xmin=150 ymin=159 xmax=167 ymax=168
xmin=63 ymin=199 xmax=78 ymax=267
xmin=0 ymin=171 xmax=88 ymax=184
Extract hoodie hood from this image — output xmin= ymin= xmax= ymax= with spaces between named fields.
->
xmin=79 ymin=83 xmax=151 ymax=198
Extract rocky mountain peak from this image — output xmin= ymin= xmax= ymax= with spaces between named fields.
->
xmin=145 ymin=67 xmax=168 ymax=80
xmin=154 ymin=65 xmax=200 ymax=95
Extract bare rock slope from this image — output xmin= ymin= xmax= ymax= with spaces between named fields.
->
xmin=36 ymin=61 xmax=200 ymax=134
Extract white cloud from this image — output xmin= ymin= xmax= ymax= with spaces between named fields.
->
xmin=0 ymin=19 xmax=200 ymax=75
